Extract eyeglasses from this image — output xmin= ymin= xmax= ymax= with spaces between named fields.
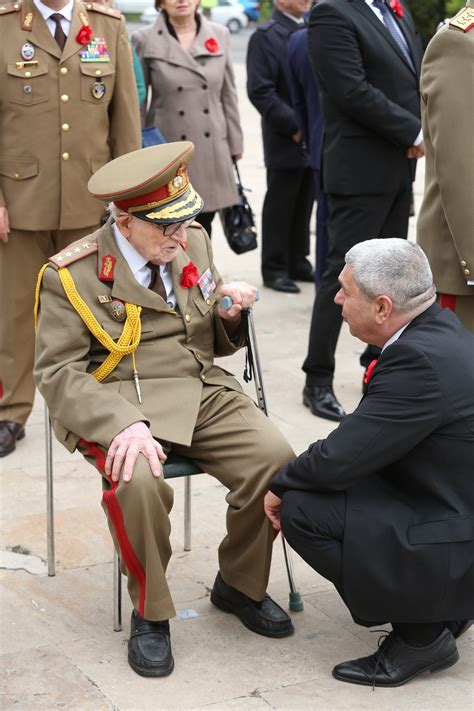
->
xmin=162 ymin=218 xmax=194 ymax=238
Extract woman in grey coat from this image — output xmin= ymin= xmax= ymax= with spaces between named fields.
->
xmin=132 ymin=0 xmax=244 ymax=236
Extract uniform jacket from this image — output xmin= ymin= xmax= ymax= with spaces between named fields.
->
xmin=34 ymin=222 xmax=245 ymax=452
xmin=132 ymin=14 xmax=243 ymax=213
xmin=308 ymin=0 xmax=423 ymax=194
xmin=246 ymin=9 xmax=310 ymax=170
xmin=270 ymin=304 xmax=474 ymax=623
xmin=417 ymin=6 xmax=474 ymax=296
xmin=0 ymin=0 xmax=141 ymax=231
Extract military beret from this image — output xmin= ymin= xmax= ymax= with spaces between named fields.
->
xmin=88 ymin=141 xmax=204 ymax=225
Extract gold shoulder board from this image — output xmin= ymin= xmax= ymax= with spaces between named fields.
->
xmin=49 ymin=239 xmax=98 ymax=268
xmin=85 ymin=2 xmax=122 ymax=19
xmin=0 ymin=2 xmax=22 ymax=15
xmin=449 ymin=6 xmax=474 ymax=32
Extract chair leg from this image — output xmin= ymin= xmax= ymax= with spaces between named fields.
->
xmin=282 ymin=536 xmax=304 ymax=611
xmin=113 ymin=549 xmax=122 ymax=632
xmin=184 ymin=476 xmax=192 ymax=551
xmin=45 ymin=403 xmax=55 ymax=577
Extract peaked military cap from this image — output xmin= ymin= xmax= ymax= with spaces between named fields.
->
xmin=88 ymin=141 xmax=204 ymax=225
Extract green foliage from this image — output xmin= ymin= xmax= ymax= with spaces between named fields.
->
xmin=260 ymin=0 xmax=273 ymax=21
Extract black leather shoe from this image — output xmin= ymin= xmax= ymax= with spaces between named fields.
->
xmin=263 ymin=277 xmax=300 ymax=294
xmin=289 ymin=268 xmax=314 ymax=283
xmin=302 ymin=385 xmax=346 ymax=421
xmin=332 ymin=628 xmax=459 ymax=687
xmin=446 ymin=620 xmax=473 ymax=639
xmin=0 ymin=420 xmax=25 ymax=457
xmin=210 ymin=572 xmax=294 ymax=638
xmin=128 ymin=610 xmax=174 ymax=677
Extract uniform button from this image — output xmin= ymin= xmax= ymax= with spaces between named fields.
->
xmin=24 ymin=71 xmax=31 ymax=78
xmin=185 ymin=313 xmax=191 ymax=322
xmin=203 ymin=108 xmax=209 ymax=114
xmin=177 ymin=86 xmax=183 ymax=91
xmin=206 ymin=298 xmax=211 ymax=305
xmin=60 ymin=67 xmax=68 ymax=75
xmin=95 ymin=69 xmax=102 ymax=76
xmin=61 ymin=94 xmax=69 ymax=103
xmin=62 ymin=123 xmax=70 ymax=131
xmin=14 ymin=172 xmax=20 ymax=179
xmin=461 ymin=260 xmax=467 ymax=267
xmin=201 ymin=374 xmax=206 ymax=381
xmin=186 ymin=336 xmax=192 ymax=343
xmin=13 ymin=2 xmax=19 ymax=8
xmin=179 ymin=110 xmax=184 ymax=116
xmin=180 ymin=135 xmax=187 ymax=140
xmin=62 ymin=152 xmax=69 ymax=160
xmin=204 ymin=132 xmax=210 ymax=137
xmin=465 ymin=269 xmax=470 ymax=276
xmin=202 ymin=84 xmax=207 ymax=90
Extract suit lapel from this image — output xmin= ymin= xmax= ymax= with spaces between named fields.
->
xmin=24 ymin=0 xmax=62 ymax=60
xmin=61 ymin=0 xmax=87 ymax=64
xmin=392 ymin=11 xmax=420 ymax=77
xmin=145 ymin=14 xmax=205 ymax=79
xmin=170 ymin=245 xmax=194 ymax=317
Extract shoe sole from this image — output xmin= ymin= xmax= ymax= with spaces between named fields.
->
xmin=302 ymin=394 xmax=344 ymax=422
xmin=210 ymin=590 xmax=294 ymax=638
xmin=128 ymin=654 xmax=174 ymax=677
xmin=332 ymin=649 xmax=460 ymax=687
xmin=0 ymin=427 xmax=25 ymax=457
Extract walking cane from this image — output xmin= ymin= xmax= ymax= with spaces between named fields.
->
xmin=221 ymin=295 xmax=304 ymax=612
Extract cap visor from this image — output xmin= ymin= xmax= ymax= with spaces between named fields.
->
xmin=134 ymin=186 xmax=204 ymax=225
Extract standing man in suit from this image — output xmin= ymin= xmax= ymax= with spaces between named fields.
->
xmin=247 ymin=0 xmax=314 ymax=294
xmin=265 ymin=239 xmax=474 ymax=687
xmin=301 ymin=0 xmax=424 ymax=421
xmin=0 ymin=0 xmax=141 ymax=456
xmin=417 ymin=2 xmax=474 ymax=333
xmin=287 ymin=25 xmax=329 ymax=287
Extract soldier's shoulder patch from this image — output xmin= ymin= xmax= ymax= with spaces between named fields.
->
xmin=449 ymin=6 xmax=474 ymax=32
xmin=84 ymin=2 xmax=122 ymax=19
xmin=49 ymin=238 xmax=98 ymax=268
xmin=0 ymin=1 xmax=22 ymax=15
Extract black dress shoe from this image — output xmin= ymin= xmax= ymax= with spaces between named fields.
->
xmin=302 ymin=385 xmax=346 ymax=421
xmin=128 ymin=610 xmax=174 ymax=677
xmin=263 ymin=277 xmax=300 ymax=294
xmin=332 ymin=628 xmax=459 ymax=687
xmin=289 ymin=268 xmax=314 ymax=283
xmin=210 ymin=572 xmax=294 ymax=638
xmin=0 ymin=420 xmax=25 ymax=457
xmin=446 ymin=620 xmax=473 ymax=639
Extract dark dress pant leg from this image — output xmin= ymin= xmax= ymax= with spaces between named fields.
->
xmin=288 ymin=166 xmax=315 ymax=276
xmin=314 ymin=169 xmax=329 ymax=287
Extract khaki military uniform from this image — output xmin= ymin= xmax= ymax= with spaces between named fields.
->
xmin=35 ymin=222 xmax=294 ymax=620
xmin=0 ymin=0 xmax=141 ymax=424
xmin=417 ymin=2 xmax=474 ymax=332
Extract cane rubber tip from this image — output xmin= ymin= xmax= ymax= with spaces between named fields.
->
xmin=289 ymin=592 xmax=304 ymax=611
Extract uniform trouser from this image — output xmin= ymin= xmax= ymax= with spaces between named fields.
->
xmin=78 ymin=385 xmax=295 ymax=622
xmin=438 ymin=293 xmax=474 ymax=334
xmin=0 ymin=227 xmax=99 ymax=425
xmin=302 ymin=186 xmax=411 ymax=386
xmin=261 ymin=167 xmax=314 ymax=282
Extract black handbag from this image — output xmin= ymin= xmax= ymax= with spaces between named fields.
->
xmin=219 ymin=160 xmax=257 ymax=254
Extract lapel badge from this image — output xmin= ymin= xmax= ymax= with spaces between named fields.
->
xmin=91 ymin=79 xmax=106 ymax=100
xmin=99 ymin=254 xmax=116 ymax=281
xmin=106 ymin=299 xmax=126 ymax=322
xmin=21 ymin=42 xmax=35 ymax=60
xmin=22 ymin=11 xmax=34 ymax=30
xmin=97 ymin=294 xmax=113 ymax=304
xmin=23 ymin=84 xmax=32 ymax=94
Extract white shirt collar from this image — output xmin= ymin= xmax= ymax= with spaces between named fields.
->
xmin=282 ymin=11 xmax=305 ymax=24
xmin=382 ymin=321 xmax=411 ymax=352
xmin=33 ymin=0 xmax=74 ymax=22
xmin=112 ymin=222 xmax=148 ymax=278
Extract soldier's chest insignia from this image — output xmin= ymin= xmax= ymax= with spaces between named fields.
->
xmin=105 ymin=299 xmax=126 ymax=322
xmin=91 ymin=79 xmax=106 ymax=99
xmin=99 ymin=254 xmax=116 ymax=281
xmin=79 ymin=36 xmax=110 ymax=62
xmin=21 ymin=42 xmax=35 ymax=60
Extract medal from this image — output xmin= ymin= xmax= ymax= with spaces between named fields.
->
xmin=106 ymin=299 xmax=126 ymax=322
xmin=21 ymin=42 xmax=35 ymax=60
xmin=91 ymin=79 xmax=106 ymax=100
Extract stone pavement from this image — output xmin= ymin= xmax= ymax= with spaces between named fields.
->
xmin=1 ymin=30 xmax=473 ymax=711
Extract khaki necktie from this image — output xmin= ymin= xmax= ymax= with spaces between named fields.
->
xmin=147 ymin=263 xmax=168 ymax=302
xmin=50 ymin=13 xmax=67 ymax=51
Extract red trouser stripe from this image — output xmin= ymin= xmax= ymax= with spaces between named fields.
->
xmin=440 ymin=293 xmax=457 ymax=312
xmin=78 ymin=439 xmax=147 ymax=616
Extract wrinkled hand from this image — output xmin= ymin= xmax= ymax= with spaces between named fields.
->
xmin=0 ymin=207 xmax=10 ymax=243
xmin=407 ymin=140 xmax=425 ymax=159
xmin=264 ymin=491 xmax=282 ymax=532
xmin=105 ymin=421 xmax=167 ymax=483
xmin=218 ymin=281 xmax=258 ymax=321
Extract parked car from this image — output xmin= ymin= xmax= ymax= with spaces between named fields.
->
xmin=241 ymin=0 xmax=259 ymax=22
xmin=116 ymin=0 xmax=151 ymax=14
xmin=139 ymin=1 xmax=249 ymax=33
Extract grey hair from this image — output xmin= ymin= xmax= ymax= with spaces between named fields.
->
xmin=345 ymin=239 xmax=436 ymax=314
xmin=108 ymin=202 xmax=129 ymax=221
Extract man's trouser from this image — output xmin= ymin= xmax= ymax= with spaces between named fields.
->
xmin=78 ymin=385 xmax=295 ymax=622
xmin=0 ymin=227 xmax=99 ymax=425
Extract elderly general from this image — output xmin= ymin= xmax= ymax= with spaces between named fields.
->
xmin=266 ymin=239 xmax=474 ymax=688
xmin=35 ymin=142 xmax=294 ymax=678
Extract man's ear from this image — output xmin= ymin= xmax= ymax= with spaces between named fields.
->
xmin=374 ymin=294 xmax=393 ymax=324
xmin=115 ymin=213 xmax=133 ymax=237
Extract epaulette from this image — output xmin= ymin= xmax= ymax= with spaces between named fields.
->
xmin=0 ymin=1 xmax=22 ymax=16
xmin=257 ymin=18 xmax=276 ymax=32
xmin=49 ymin=237 xmax=98 ymax=268
xmin=449 ymin=5 xmax=474 ymax=32
xmin=84 ymin=2 xmax=122 ymax=19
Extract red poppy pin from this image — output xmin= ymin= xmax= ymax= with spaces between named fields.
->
xmin=180 ymin=262 xmax=199 ymax=288
xmin=76 ymin=24 xmax=93 ymax=45
xmin=205 ymin=37 xmax=219 ymax=53
xmin=389 ymin=0 xmax=403 ymax=17
xmin=363 ymin=358 xmax=378 ymax=385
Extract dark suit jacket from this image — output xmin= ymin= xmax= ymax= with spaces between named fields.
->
xmin=287 ymin=27 xmax=324 ymax=172
xmin=270 ymin=304 xmax=474 ymax=623
xmin=309 ymin=0 xmax=423 ymax=194
xmin=246 ymin=10 xmax=310 ymax=170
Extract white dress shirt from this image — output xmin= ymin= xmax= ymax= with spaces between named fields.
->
xmin=112 ymin=223 xmax=177 ymax=309
xmin=33 ymin=0 xmax=74 ymax=38
xmin=382 ymin=321 xmax=410 ymax=352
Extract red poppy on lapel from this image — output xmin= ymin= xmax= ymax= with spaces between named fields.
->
xmin=205 ymin=37 xmax=219 ymax=53
xmin=180 ymin=262 xmax=199 ymax=288
xmin=76 ymin=24 xmax=93 ymax=44
xmin=389 ymin=0 xmax=403 ymax=17
xmin=363 ymin=358 xmax=378 ymax=385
